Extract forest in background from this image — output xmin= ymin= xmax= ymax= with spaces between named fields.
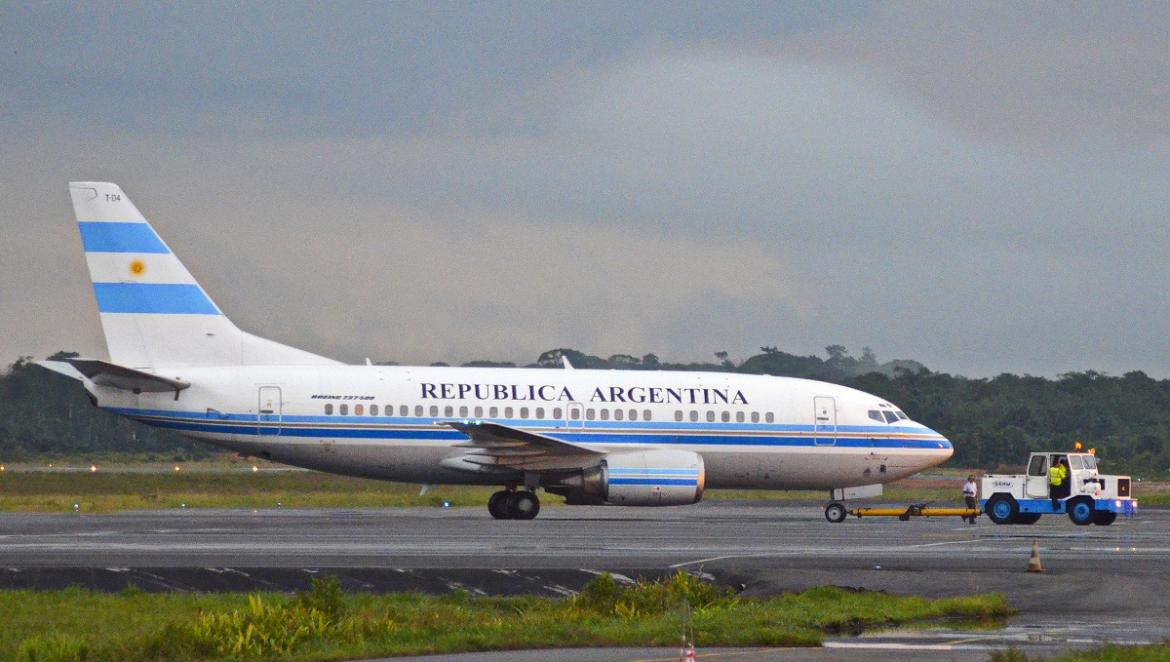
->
xmin=2 ymin=346 xmax=1168 ymax=477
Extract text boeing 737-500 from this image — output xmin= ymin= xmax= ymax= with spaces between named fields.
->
xmin=39 ymin=182 xmax=953 ymax=520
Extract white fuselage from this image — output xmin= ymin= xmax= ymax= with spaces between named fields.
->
xmin=96 ymin=364 xmax=953 ymax=490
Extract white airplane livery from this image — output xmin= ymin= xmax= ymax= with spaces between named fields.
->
xmin=41 ymin=182 xmax=953 ymax=520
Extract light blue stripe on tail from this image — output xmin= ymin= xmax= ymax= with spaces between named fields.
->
xmin=92 ymin=283 xmax=219 ymax=314
xmin=79 ymin=222 xmax=169 ymax=253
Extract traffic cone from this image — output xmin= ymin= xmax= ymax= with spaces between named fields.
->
xmin=1027 ymin=539 xmax=1044 ymax=573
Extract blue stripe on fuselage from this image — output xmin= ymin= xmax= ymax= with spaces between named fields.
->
xmin=110 ymin=408 xmax=952 ymax=450
xmin=79 ymin=222 xmax=169 ymax=253
xmin=92 ymin=283 xmax=219 ymax=314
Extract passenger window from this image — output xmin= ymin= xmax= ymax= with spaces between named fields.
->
xmin=765 ymin=412 xmax=775 ymax=423
xmin=520 ymin=407 xmax=529 ymax=418
xmin=400 ymin=405 xmax=408 ymax=416
xmin=553 ymin=407 xmax=563 ymax=419
xmin=535 ymin=407 xmax=544 ymax=419
xmin=600 ymin=409 xmax=609 ymax=421
xmin=324 ymin=404 xmax=333 ymax=415
xmin=675 ymin=410 xmax=683 ymax=422
xmin=354 ymin=404 xmax=364 ymax=415
xmin=459 ymin=406 xmax=468 ymax=417
xmin=706 ymin=411 xmax=715 ymax=422
xmin=370 ymin=404 xmax=378 ymax=416
xmin=643 ymin=409 xmax=652 ymax=421
xmin=489 ymin=406 xmax=498 ymax=417
xmin=340 ymin=404 xmax=348 ymax=415
xmin=614 ymin=409 xmax=623 ymax=421
xmin=868 ymin=410 xmax=883 ymax=423
xmin=689 ymin=410 xmax=698 ymax=422
xmin=505 ymin=407 xmax=514 ymax=418
xmin=629 ymin=409 xmax=637 ymax=421
xmin=586 ymin=408 xmax=596 ymax=420
xmin=474 ymin=406 xmax=483 ymax=417
xmin=443 ymin=405 xmax=453 ymax=417
xmin=736 ymin=411 xmax=745 ymax=423
xmin=1028 ymin=455 xmax=1048 ymax=477
xmin=567 ymin=406 xmax=577 ymax=419
xmin=414 ymin=405 xmax=423 ymax=416
xmin=429 ymin=405 xmax=438 ymax=417
xmin=751 ymin=412 xmax=759 ymax=423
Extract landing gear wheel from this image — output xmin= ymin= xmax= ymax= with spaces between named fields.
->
xmin=824 ymin=502 xmax=847 ymax=523
xmin=985 ymin=494 xmax=1018 ymax=525
xmin=488 ymin=490 xmax=512 ymax=519
xmin=1093 ymin=511 xmax=1117 ymax=526
xmin=1014 ymin=513 xmax=1041 ymax=525
xmin=1067 ymin=497 xmax=1094 ymax=526
xmin=507 ymin=490 xmax=540 ymax=520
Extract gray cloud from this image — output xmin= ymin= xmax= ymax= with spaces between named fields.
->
xmin=2 ymin=3 xmax=1168 ymax=377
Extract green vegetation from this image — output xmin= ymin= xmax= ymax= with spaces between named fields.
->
xmin=2 ymin=573 xmax=1011 ymax=661
xmin=993 ymin=642 xmax=1170 ymax=661
xmin=0 ymin=467 xmax=496 ymax=512
xmin=5 ymin=345 xmax=1170 ymax=478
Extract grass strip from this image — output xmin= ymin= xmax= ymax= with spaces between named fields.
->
xmin=0 ymin=468 xmax=978 ymax=513
xmin=3 ymin=573 xmax=1010 ymax=661
xmin=992 ymin=642 xmax=1170 ymax=661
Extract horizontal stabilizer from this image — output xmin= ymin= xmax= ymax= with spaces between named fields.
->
xmin=53 ymin=358 xmax=190 ymax=394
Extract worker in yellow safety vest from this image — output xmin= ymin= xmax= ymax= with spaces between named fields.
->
xmin=1048 ymin=459 xmax=1067 ymax=509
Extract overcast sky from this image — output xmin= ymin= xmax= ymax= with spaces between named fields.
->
xmin=3 ymin=2 xmax=1169 ymax=377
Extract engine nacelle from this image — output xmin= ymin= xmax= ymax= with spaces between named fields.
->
xmin=580 ymin=449 xmax=705 ymax=506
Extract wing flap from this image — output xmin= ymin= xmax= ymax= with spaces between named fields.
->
xmin=443 ymin=421 xmax=601 ymax=471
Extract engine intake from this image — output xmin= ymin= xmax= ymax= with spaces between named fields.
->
xmin=580 ymin=449 xmax=705 ymax=506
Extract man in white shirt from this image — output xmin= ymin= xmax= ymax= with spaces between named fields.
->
xmin=962 ymin=475 xmax=979 ymax=524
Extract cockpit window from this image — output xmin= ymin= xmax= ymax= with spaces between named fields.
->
xmin=894 ymin=410 xmax=908 ymax=420
xmin=882 ymin=411 xmax=899 ymax=424
xmin=868 ymin=410 xmax=884 ymax=423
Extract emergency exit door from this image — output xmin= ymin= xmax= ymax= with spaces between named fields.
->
xmin=257 ymin=386 xmax=282 ymax=436
xmin=813 ymin=396 xmax=836 ymax=446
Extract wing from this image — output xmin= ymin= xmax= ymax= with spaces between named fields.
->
xmin=442 ymin=421 xmax=602 ymax=472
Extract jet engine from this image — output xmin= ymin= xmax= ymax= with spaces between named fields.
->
xmin=571 ymin=449 xmax=705 ymax=506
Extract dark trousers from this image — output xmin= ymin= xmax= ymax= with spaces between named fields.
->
xmin=1051 ymin=484 xmax=1063 ymax=509
xmin=965 ymin=496 xmax=977 ymax=523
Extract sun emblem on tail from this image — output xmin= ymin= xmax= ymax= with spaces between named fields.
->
xmin=129 ymin=260 xmax=146 ymax=276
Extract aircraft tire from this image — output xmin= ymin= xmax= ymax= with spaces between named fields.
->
xmin=508 ymin=491 xmax=540 ymax=520
xmin=985 ymin=494 xmax=1018 ymax=525
xmin=824 ymin=502 xmax=847 ymax=523
xmin=488 ymin=490 xmax=512 ymax=519
xmin=1092 ymin=511 xmax=1117 ymax=526
xmin=1067 ymin=497 xmax=1094 ymax=526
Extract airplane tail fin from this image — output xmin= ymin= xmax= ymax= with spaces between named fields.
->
xmin=69 ymin=182 xmax=338 ymax=368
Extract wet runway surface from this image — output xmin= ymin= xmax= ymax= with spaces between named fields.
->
xmin=2 ymin=501 xmax=1167 ymax=658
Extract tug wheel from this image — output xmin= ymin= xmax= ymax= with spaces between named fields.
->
xmin=985 ymin=494 xmax=1018 ymax=525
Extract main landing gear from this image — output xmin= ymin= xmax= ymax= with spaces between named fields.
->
xmin=488 ymin=489 xmax=541 ymax=520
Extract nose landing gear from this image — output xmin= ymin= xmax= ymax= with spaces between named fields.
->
xmin=488 ymin=489 xmax=541 ymax=520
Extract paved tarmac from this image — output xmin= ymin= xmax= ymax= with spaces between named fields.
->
xmin=1 ymin=501 xmax=1166 ymax=658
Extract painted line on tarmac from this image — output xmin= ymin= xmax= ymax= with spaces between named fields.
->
xmin=628 ymin=648 xmax=787 ymax=661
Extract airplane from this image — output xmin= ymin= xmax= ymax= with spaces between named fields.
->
xmin=39 ymin=182 xmax=953 ymax=521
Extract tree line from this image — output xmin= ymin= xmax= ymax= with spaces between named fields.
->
xmin=2 ymin=347 xmax=1168 ymax=477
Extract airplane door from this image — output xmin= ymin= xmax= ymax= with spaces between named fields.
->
xmin=813 ymin=396 xmax=836 ymax=446
xmin=257 ymin=386 xmax=282 ymax=436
